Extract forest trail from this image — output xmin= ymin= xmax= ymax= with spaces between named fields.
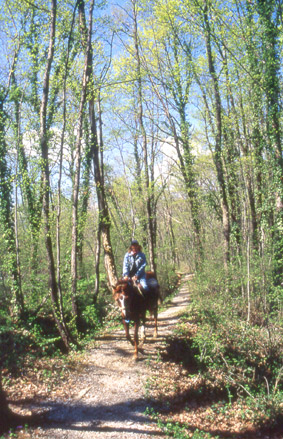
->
xmin=24 ymin=274 xmax=193 ymax=439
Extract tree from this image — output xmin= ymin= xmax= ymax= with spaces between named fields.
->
xmin=70 ymin=0 xmax=95 ymax=325
xmin=142 ymin=2 xmax=203 ymax=265
xmin=255 ymin=0 xmax=283 ymax=292
xmin=131 ymin=0 xmax=157 ymax=272
xmin=0 ymin=82 xmax=24 ymax=315
xmin=39 ymin=0 xmax=72 ymax=349
xmin=78 ymin=0 xmax=118 ymax=289
xmin=201 ymin=0 xmax=231 ymax=266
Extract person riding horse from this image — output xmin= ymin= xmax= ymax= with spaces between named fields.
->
xmin=116 ymin=239 xmax=159 ymax=358
xmin=123 ymin=239 xmax=149 ymax=292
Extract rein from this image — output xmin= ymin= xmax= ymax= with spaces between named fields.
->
xmin=134 ymin=281 xmax=145 ymax=298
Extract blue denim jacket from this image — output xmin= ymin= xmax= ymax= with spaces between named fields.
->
xmin=123 ymin=251 xmax=147 ymax=280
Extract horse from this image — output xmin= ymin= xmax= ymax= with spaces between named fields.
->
xmin=113 ymin=272 xmax=160 ymax=359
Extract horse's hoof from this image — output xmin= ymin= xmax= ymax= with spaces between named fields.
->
xmin=133 ymin=354 xmax=138 ymax=362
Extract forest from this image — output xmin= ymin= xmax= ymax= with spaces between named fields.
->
xmin=0 ymin=0 xmax=282 ymax=436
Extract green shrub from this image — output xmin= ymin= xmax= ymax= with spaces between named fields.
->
xmin=158 ymin=263 xmax=180 ymax=299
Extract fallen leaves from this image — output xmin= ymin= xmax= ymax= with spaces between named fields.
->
xmin=146 ymin=320 xmax=282 ymax=439
xmin=3 ymin=354 xmax=85 ymax=418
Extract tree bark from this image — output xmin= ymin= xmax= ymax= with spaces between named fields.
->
xmin=132 ymin=0 xmax=156 ymax=273
xmin=39 ymin=0 xmax=71 ymax=350
xmin=70 ymin=0 xmax=95 ymax=323
xmin=56 ymin=3 xmax=77 ymax=325
xmin=203 ymin=0 xmax=230 ymax=266
xmin=256 ymin=0 xmax=283 ymax=287
xmin=0 ymin=89 xmax=24 ymax=315
xmin=78 ymin=0 xmax=118 ymax=290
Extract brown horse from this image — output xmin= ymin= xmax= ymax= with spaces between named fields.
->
xmin=113 ymin=272 xmax=160 ymax=359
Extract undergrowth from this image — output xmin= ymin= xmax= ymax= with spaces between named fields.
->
xmin=146 ymin=270 xmax=283 ymax=439
xmin=0 ymin=265 xmax=179 ymax=376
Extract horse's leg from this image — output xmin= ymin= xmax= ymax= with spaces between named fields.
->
xmin=153 ymin=306 xmax=158 ymax=338
xmin=123 ymin=320 xmax=134 ymax=346
xmin=140 ymin=311 xmax=146 ymax=344
xmin=133 ymin=319 xmax=139 ymax=360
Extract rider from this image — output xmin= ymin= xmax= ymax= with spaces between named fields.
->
xmin=123 ymin=239 xmax=149 ymax=292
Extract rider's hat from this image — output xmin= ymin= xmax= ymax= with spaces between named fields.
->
xmin=131 ymin=239 xmax=139 ymax=246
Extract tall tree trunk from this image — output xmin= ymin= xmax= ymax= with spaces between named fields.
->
xmin=94 ymin=222 xmax=101 ymax=301
xmin=170 ymin=34 xmax=203 ymax=266
xmin=57 ymin=3 xmax=77 ymax=325
xmin=237 ymin=73 xmax=258 ymax=248
xmin=78 ymin=0 xmax=118 ymax=289
xmin=256 ymin=0 xmax=283 ymax=290
xmin=39 ymin=0 xmax=71 ymax=350
xmin=132 ymin=0 xmax=156 ymax=272
xmin=11 ymin=61 xmax=43 ymax=274
xmin=163 ymin=184 xmax=178 ymax=267
xmin=133 ymin=112 xmax=147 ymax=248
xmin=221 ymin=49 xmax=242 ymax=253
xmin=0 ymin=88 xmax=24 ymax=315
xmin=91 ymin=102 xmax=118 ymax=288
xmin=203 ymin=0 xmax=230 ymax=266
xmin=70 ymin=0 xmax=95 ymax=324
xmin=77 ymin=121 xmax=91 ymax=271
xmin=245 ymin=1 xmax=267 ymax=255
xmin=14 ymin=148 xmax=23 ymax=310
xmin=93 ymin=92 xmax=104 ymax=300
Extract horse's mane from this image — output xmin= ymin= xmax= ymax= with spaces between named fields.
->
xmin=146 ymin=271 xmax=156 ymax=279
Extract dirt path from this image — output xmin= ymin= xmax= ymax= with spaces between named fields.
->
xmin=25 ymin=274 xmax=193 ymax=439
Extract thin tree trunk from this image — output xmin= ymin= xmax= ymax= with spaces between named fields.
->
xmin=203 ymin=0 xmax=230 ymax=266
xmin=0 ymin=90 xmax=24 ymax=315
xmin=94 ymin=222 xmax=101 ymax=301
xmin=237 ymin=75 xmax=258 ymax=248
xmin=132 ymin=0 xmax=156 ymax=272
xmin=70 ymin=1 xmax=94 ymax=323
xmin=247 ymin=234 xmax=251 ymax=322
xmin=256 ymin=0 xmax=283 ymax=289
xmin=91 ymin=101 xmax=117 ymax=287
xmin=11 ymin=54 xmax=43 ymax=274
xmin=39 ymin=0 xmax=71 ymax=350
xmin=221 ymin=49 xmax=242 ymax=253
xmin=163 ymin=187 xmax=177 ymax=266
xmin=77 ymin=120 xmax=91 ymax=270
xmin=132 ymin=113 xmax=147 ymax=248
xmin=78 ymin=0 xmax=118 ymax=290
xmin=119 ymin=146 xmax=137 ymax=236
xmin=13 ymin=80 xmax=24 ymax=309
xmin=14 ymin=149 xmax=23 ymax=310
xmin=57 ymin=3 xmax=77 ymax=325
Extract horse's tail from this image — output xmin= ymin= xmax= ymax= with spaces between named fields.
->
xmin=156 ymin=285 xmax=162 ymax=304
xmin=145 ymin=272 xmax=162 ymax=304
